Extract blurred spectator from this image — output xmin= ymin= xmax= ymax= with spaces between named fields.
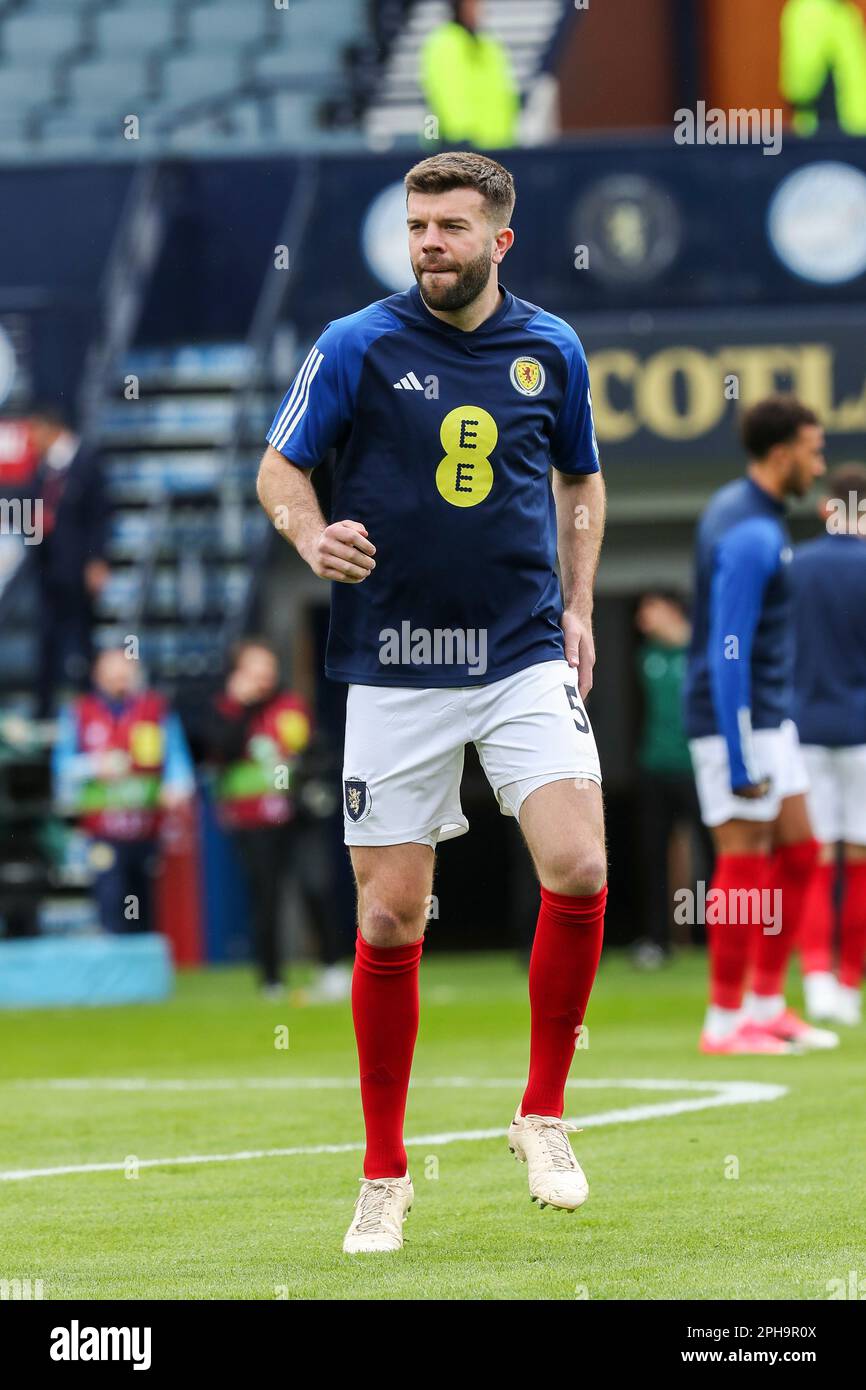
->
xmin=633 ymin=590 xmax=710 ymax=966
xmin=30 ymin=405 xmax=110 ymax=718
xmin=421 ymin=0 xmax=518 ymax=150
xmin=52 ymin=649 xmax=195 ymax=934
xmin=780 ymin=0 xmax=866 ymax=135
xmin=201 ymin=638 xmax=349 ymax=1000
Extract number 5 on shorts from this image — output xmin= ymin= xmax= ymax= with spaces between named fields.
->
xmin=564 ymin=683 xmax=590 ymax=734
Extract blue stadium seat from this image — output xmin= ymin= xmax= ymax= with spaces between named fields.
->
xmin=274 ymin=0 xmax=366 ymax=44
xmin=35 ymin=110 xmax=106 ymax=148
xmin=166 ymin=100 xmax=265 ymax=149
xmin=254 ymin=46 xmax=335 ymax=85
xmin=2 ymin=12 xmax=83 ymax=60
xmin=158 ymin=53 xmax=241 ymax=106
xmin=95 ymin=9 xmax=178 ymax=55
xmin=271 ymin=92 xmax=319 ymax=141
xmin=11 ymin=0 xmax=94 ymax=10
xmin=0 ymin=113 xmax=30 ymax=145
xmin=68 ymin=58 xmax=154 ymax=110
xmin=0 ymin=63 xmax=57 ymax=109
xmin=188 ymin=3 xmax=270 ymax=50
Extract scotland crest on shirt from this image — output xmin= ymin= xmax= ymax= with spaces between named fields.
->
xmin=510 ymin=355 xmax=545 ymax=397
xmin=344 ymin=776 xmax=372 ymax=823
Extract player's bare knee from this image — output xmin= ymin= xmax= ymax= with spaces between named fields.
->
xmin=542 ymin=848 xmax=607 ymax=898
xmin=358 ymin=899 xmax=426 ymax=948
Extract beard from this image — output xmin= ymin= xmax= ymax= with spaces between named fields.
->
xmin=413 ymin=243 xmax=493 ymax=311
xmin=785 ymin=465 xmax=813 ymax=498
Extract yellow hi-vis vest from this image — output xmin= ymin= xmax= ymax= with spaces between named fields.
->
xmin=780 ymin=0 xmax=866 ymax=134
xmin=421 ymin=22 xmax=519 ymax=149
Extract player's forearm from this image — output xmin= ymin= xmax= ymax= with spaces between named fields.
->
xmin=708 ymin=598 xmax=760 ymax=789
xmin=554 ymin=470 xmax=606 ymax=618
xmin=709 ymin=646 xmax=753 ymax=787
xmin=256 ymin=445 xmax=326 ymax=566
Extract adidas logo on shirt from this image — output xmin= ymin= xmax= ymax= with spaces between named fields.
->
xmin=393 ymin=372 xmax=424 ymax=391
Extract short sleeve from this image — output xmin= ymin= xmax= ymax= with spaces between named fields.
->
xmin=551 ymin=335 xmax=600 ymax=476
xmin=266 ymin=324 xmax=348 ymax=468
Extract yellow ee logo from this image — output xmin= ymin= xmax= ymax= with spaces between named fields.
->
xmin=435 ymin=406 xmax=497 ymax=507
xmin=276 ymin=709 xmax=311 ymax=754
xmin=129 ymin=721 xmax=163 ymax=768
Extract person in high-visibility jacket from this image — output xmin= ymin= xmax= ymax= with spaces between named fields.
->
xmin=203 ymin=638 xmax=314 ymax=997
xmin=53 ymin=648 xmax=195 ymax=934
xmin=780 ymin=0 xmax=866 ymax=134
xmin=421 ymin=0 xmax=518 ymax=150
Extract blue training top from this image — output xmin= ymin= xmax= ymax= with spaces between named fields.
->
xmin=266 ymin=283 xmax=599 ymax=686
xmin=791 ymin=532 xmax=866 ymax=747
xmin=683 ymin=475 xmax=794 ymax=790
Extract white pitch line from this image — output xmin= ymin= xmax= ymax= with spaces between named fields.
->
xmin=9 ymin=1076 xmax=785 ymax=1093
xmin=0 ymin=1079 xmax=786 ymax=1183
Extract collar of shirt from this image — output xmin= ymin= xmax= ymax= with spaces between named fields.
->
xmin=745 ymin=473 xmax=786 ymax=515
xmin=408 ymin=282 xmax=514 ymax=339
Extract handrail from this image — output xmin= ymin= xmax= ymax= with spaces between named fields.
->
xmin=77 ymin=161 xmax=174 ymax=441
xmin=73 ymin=160 xmax=175 ymax=677
xmin=216 ymin=156 xmax=320 ymax=655
xmin=122 ymin=70 xmax=356 ymax=154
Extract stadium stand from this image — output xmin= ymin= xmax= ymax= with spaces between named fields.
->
xmin=0 ymin=0 xmax=371 ymax=159
xmin=363 ymin=0 xmax=569 ymax=147
xmin=0 ymin=0 xmax=577 ymax=159
xmin=95 ymin=342 xmax=270 ymax=688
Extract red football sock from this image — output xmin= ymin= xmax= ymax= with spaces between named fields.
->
xmin=707 ymin=853 xmax=771 ymax=1010
xmin=753 ymin=840 xmax=819 ymax=998
xmin=351 ymin=931 xmax=423 ymax=1179
xmin=521 ymin=884 xmax=606 ymax=1119
xmin=799 ymin=859 xmax=835 ymax=977
xmin=839 ymin=861 xmax=866 ymax=989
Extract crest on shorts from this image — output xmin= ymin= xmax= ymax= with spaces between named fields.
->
xmin=510 ymin=355 xmax=545 ymax=397
xmin=344 ymin=776 xmax=372 ymax=823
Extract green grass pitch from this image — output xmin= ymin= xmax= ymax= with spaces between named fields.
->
xmin=1 ymin=951 xmax=864 ymax=1300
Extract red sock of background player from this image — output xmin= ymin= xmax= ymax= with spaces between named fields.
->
xmin=521 ymin=885 xmax=606 ymax=1118
xmin=352 ymin=931 xmax=423 ymax=1179
xmin=799 ymin=859 xmax=835 ymax=978
xmin=704 ymin=852 xmax=771 ymax=1038
xmin=749 ymin=840 xmax=820 ymax=1020
xmin=839 ymin=861 xmax=866 ymax=991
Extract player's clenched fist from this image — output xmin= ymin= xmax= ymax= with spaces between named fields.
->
xmin=308 ymin=520 xmax=376 ymax=583
xmin=561 ymin=609 xmax=596 ymax=700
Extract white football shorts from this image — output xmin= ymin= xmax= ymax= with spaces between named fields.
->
xmin=688 ymin=718 xmax=809 ymax=828
xmin=341 ymin=658 xmax=602 ymax=847
xmin=800 ymin=743 xmax=866 ymax=846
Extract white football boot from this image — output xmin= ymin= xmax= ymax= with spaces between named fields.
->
xmin=803 ymin=971 xmax=840 ymax=1023
xmin=342 ymin=1175 xmax=413 ymax=1253
xmin=307 ymin=964 xmax=352 ymax=1004
xmin=835 ymin=984 xmax=863 ymax=1027
xmin=508 ymin=1109 xmax=589 ymax=1211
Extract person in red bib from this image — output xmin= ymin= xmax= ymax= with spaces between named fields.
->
xmin=203 ymin=638 xmax=314 ymax=997
xmin=53 ymin=648 xmax=194 ymax=934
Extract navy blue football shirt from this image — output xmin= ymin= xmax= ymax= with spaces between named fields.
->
xmin=683 ymin=476 xmax=794 ymax=790
xmin=791 ymin=532 xmax=866 ymax=747
xmin=266 ymin=283 xmax=599 ymax=686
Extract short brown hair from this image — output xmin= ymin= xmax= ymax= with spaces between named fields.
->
xmin=826 ymin=463 xmax=866 ymax=509
xmin=740 ymin=396 xmax=820 ymax=460
xmin=404 ymin=151 xmax=516 ymax=226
